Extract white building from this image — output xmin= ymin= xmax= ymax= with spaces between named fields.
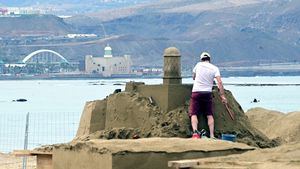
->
xmin=67 ymin=34 xmax=97 ymax=38
xmin=0 ymin=7 xmax=44 ymax=16
xmin=85 ymin=45 xmax=133 ymax=77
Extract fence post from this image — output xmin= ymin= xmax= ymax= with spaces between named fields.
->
xmin=22 ymin=112 xmax=29 ymax=169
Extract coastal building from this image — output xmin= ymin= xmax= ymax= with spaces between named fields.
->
xmin=0 ymin=7 xmax=44 ymax=16
xmin=67 ymin=34 xmax=97 ymax=38
xmin=85 ymin=45 xmax=133 ymax=77
xmin=0 ymin=60 xmax=4 ymax=73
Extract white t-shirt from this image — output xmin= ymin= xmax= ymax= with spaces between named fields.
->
xmin=192 ymin=62 xmax=220 ymax=92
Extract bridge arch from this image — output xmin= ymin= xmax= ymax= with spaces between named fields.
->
xmin=22 ymin=49 xmax=69 ymax=64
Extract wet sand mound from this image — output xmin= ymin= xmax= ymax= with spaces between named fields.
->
xmin=172 ymin=142 xmax=300 ymax=169
xmin=247 ymin=107 xmax=300 ymax=143
xmin=75 ymin=87 xmax=277 ymax=148
xmin=53 ymin=138 xmax=255 ymax=169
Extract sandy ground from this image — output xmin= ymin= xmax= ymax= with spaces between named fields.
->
xmin=2 ymin=142 xmax=299 ymax=169
xmin=246 ymin=107 xmax=300 ymax=143
xmin=180 ymin=142 xmax=300 ymax=169
xmin=54 ymin=138 xmax=255 ymax=169
xmin=0 ymin=153 xmax=35 ymax=169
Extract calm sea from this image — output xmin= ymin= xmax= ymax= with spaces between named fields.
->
xmin=0 ymin=76 xmax=299 ymax=152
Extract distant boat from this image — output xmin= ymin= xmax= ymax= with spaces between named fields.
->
xmin=113 ymin=83 xmax=123 ymax=85
xmin=12 ymin=99 xmax=27 ymax=102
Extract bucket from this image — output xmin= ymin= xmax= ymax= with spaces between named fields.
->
xmin=221 ymin=134 xmax=236 ymax=142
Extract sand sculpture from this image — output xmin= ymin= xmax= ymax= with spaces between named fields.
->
xmin=74 ymin=47 xmax=277 ymax=148
xmin=51 ymin=47 xmax=279 ymax=169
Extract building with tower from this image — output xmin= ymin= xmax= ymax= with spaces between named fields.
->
xmin=85 ymin=45 xmax=134 ymax=77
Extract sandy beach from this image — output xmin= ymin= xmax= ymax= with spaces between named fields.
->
xmin=247 ymin=107 xmax=300 ymax=144
xmin=0 ymin=153 xmax=35 ymax=169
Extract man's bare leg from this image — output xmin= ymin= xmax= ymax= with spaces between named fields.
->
xmin=207 ymin=115 xmax=214 ymax=138
xmin=191 ymin=115 xmax=198 ymax=132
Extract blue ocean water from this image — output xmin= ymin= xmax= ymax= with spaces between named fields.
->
xmin=0 ymin=76 xmax=299 ymax=152
xmin=222 ymin=76 xmax=300 ymax=112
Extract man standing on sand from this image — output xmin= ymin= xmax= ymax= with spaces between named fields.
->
xmin=189 ymin=52 xmax=227 ymax=139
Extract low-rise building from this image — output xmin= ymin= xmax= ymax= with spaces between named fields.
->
xmin=85 ymin=45 xmax=133 ymax=77
xmin=0 ymin=7 xmax=44 ymax=16
xmin=67 ymin=34 xmax=97 ymax=38
xmin=0 ymin=60 xmax=4 ymax=73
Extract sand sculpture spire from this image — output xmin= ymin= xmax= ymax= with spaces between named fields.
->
xmin=163 ymin=47 xmax=182 ymax=85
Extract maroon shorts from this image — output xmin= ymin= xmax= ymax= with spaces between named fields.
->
xmin=189 ymin=92 xmax=213 ymax=116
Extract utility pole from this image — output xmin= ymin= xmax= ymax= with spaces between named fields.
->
xmin=22 ymin=113 xmax=29 ymax=169
xmin=101 ymin=23 xmax=107 ymax=39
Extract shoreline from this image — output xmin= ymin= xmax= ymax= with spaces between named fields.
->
xmin=0 ymin=74 xmax=161 ymax=81
xmin=1 ymin=74 xmax=300 ymax=81
xmin=1 ymin=76 xmax=300 ymax=87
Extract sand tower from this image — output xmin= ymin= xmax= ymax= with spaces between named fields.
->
xmin=163 ymin=47 xmax=182 ymax=85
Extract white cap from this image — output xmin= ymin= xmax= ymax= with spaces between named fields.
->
xmin=200 ymin=52 xmax=211 ymax=60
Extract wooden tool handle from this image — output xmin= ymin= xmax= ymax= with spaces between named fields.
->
xmin=225 ymin=103 xmax=235 ymax=120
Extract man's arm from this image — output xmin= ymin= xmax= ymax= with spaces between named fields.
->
xmin=192 ymin=72 xmax=196 ymax=80
xmin=215 ymin=76 xmax=227 ymax=104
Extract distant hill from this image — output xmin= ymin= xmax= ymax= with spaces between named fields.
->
xmin=1 ymin=0 xmax=300 ymax=68
xmin=0 ymin=0 xmax=155 ymax=14
xmin=64 ymin=0 xmax=300 ymax=66
xmin=0 ymin=15 xmax=74 ymax=36
xmin=0 ymin=0 xmax=145 ymax=6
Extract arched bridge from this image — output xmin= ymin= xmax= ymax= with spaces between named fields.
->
xmin=22 ymin=49 xmax=69 ymax=64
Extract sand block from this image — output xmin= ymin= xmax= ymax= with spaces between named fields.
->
xmin=168 ymin=159 xmax=262 ymax=169
xmin=13 ymin=150 xmax=52 ymax=169
xmin=76 ymin=100 xmax=107 ymax=137
xmin=169 ymin=142 xmax=300 ymax=169
xmin=53 ymin=138 xmax=255 ymax=169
